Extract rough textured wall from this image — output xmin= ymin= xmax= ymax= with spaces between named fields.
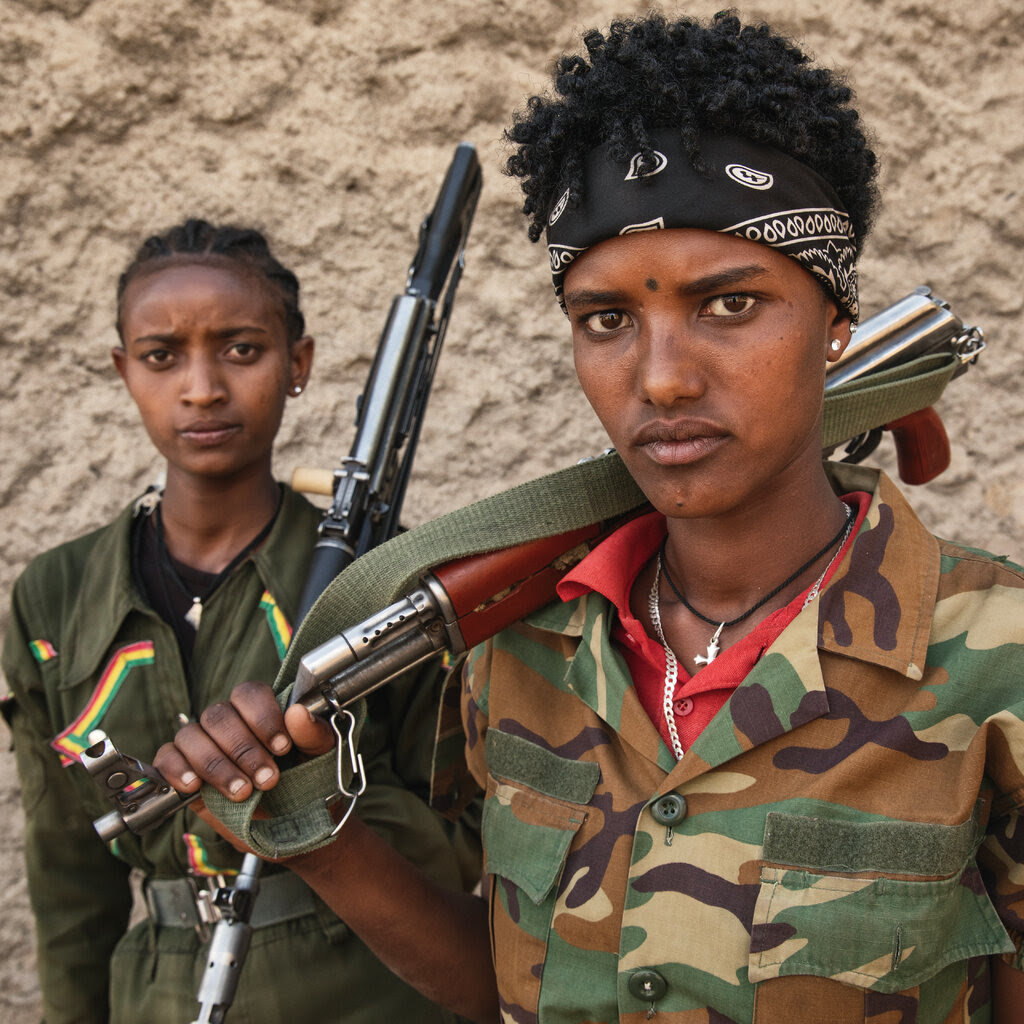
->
xmin=0 ymin=0 xmax=1021 ymax=1018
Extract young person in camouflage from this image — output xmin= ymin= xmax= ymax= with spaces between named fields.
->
xmin=152 ymin=14 xmax=1024 ymax=1024
xmin=2 ymin=221 xmax=479 ymax=1024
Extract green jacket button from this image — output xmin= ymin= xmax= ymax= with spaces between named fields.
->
xmin=628 ymin=968 xmax=668 ymax=1001
xmin=651 ymin=794 xmax=687 ymax=826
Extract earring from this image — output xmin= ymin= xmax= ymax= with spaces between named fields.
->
xmin=291 ymin=385 xmax=303 ymax=396
xmin=829 ymin=339 xmax=842 ymax=352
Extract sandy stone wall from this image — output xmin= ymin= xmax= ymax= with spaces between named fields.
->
xmin=0 ymin=0 xmax=1020 ymax=1018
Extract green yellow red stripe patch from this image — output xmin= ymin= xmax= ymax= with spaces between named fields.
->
xmin=30 ymin=639 xmax=57 ymax=663
xmin=50 ymin=640 xmax=156 ymax=765
xmin=259 ymin=590 xmax=292 ymax=658
xmin=183 ymin=832 xmax=237 ymax=877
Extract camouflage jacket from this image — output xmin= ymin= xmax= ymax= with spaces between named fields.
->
xmin=459 ymin=464 xmax=1024 ymax=1023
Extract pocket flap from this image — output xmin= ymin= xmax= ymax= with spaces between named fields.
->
xmin=481 ymin=730 xmax=597 ymax=905
xmin=486 ymin=728 xmax=600 ymax=803
xmin=483 ymin=779 xmax=588 ymax=904
xmin=751 ymin=812 xmax=1014 ymax=993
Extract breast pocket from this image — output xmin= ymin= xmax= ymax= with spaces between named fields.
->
xmin=749 ymin=810 xmax=1014 ymax=1022
xmin=481 ymin=728 xmax=599 ymax=1017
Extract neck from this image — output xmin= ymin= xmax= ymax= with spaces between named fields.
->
xmin=662 ymin=467 xmax=848 ymax=623
xmin=159 ymin=462 xmax=280 ymax=573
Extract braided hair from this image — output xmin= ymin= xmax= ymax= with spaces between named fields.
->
xmin=505 ymin=12 xmax=879 ymax=253
xmin=116 ymin=218 xmax=306 ymax=343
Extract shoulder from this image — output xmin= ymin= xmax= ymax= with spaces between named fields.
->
xmin=13 ymin=506 xmax=134 ymax=610
xmin=923 ymin=539 xmax=1024 ymax=715
xmin=933 ymin=536 xmax=1024 ymax=597
xmin=935 ymin=536 xmax=1024 ymax=574
xmin=463 ymin=593 xmax=596 ymax=717
xmin=7 ymin=503 xmax=139 ymax=672
xmin=278 ymin=483 xmax=322 ymax=530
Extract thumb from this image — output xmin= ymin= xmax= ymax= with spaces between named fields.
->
xmin=283 ymin=703 xmax=336 ymax=756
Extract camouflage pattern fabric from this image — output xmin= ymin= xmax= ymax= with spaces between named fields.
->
xmin=457 ymin=464 xmax=1024 ymax=1023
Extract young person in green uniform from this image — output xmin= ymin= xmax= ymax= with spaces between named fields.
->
xmin=152 ymin=15 xmax=1024 ymax=1024
xmin=2 ymin=220 xmax=479 ymax=1024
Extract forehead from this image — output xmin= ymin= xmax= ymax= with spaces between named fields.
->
xmin=562 ymin=228 xmax=814 ymax=296
xmin=120 ymin=259 xmax=283 ymax=330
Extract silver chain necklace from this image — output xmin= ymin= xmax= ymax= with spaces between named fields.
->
xmin=649 ymin=559 xmax=686 ymax=761
xmin=648 ymin=508 xmax=856 ymax=762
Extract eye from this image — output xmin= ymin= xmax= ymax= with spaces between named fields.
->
xmin=702 ymin=294 xmax=756 ymax=317
xmin=226 ymin=341 xmax=261 ymax=361
xmin=140 ymin=349 xmax=175 ymax=368
xmin=582 ymin=310 xmax=633 ymax=334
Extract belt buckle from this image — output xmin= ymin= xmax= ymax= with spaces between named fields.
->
xmin=187 ymin=874 xmax=226 ymax=943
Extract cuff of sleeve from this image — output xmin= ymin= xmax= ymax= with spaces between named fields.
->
xmin=1000 ymin=928 xmax=1024 ymax=971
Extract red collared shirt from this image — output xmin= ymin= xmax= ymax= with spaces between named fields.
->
xmin=557 ymin=493 xmax=869 ymax=753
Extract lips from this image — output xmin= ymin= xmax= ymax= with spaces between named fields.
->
xmin=632 ymin=419 xmax=728 ymax=466
xmin=178 ymin=420 xmax=241 ymax=446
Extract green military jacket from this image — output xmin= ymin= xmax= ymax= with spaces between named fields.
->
xmin=3 ymin=485 xmax=477 ymax=1024
xmin=460 ymin=464 xmax=1024 ymax=1023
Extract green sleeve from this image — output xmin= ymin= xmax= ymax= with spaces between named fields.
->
xmin=3 ymin=578 xmax=133 ymax=1024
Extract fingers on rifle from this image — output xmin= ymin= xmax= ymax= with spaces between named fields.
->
xmin=188 ymin=702 xmax=277 ymax=798
xmin=153 ymin=741 xmax=202 ymax=793
xmin=231 ymin=680 xmax=292 ymax=756
xmin=284 ymin=703 xmax=336 ymax=757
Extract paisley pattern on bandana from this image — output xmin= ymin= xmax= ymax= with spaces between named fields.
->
xmin=545 ymin=132 xmax=859 ymax=320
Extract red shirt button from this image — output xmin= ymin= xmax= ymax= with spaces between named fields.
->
xmin=674 ymin=697 xmax=694 ymax=716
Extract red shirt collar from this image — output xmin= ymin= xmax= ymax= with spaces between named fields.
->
xmin=555 ymin=493 xmax=871 ymax=752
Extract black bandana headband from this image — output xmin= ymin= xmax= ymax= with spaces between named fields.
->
xmin=545 ymin=132 xmax=859 ymax=321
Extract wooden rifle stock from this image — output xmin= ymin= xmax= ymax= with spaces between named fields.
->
xmin=433 ymin=522 xmax=613 ymax=650
xmin=885 ymin=407 xmax=950 ymax=485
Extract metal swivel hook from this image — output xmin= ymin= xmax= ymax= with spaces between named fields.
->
xmin=328 ymin=706 xmax=367 ymax=837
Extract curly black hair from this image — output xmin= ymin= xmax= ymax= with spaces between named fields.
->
xmin=115 ymin=218 xmax=306 ymax=344
xmin=505 ymin=12 xmax=879 ymax=253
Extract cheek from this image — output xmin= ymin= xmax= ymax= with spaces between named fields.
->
xmin=123 ymin=379 xmax=173 ymax=432
xmin=573 ymin=339 xmax=631 ymax=418
xmin=250 ymin=382 xmax=288 ymax=426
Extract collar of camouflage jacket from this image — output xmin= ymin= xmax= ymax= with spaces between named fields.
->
xmin=522 ymin=464 xmax=940 ymax=777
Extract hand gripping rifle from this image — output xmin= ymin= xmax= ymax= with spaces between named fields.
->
xmin=80 ymin=141 xmax=482 ymax=1024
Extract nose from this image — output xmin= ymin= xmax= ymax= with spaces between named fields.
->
xmin=638 ymin=318 xmax=705 ymax=408
xmin=181 ymin=355 xmax=227 ymax=406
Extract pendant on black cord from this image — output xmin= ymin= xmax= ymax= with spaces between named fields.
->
xmin=694 ymin=622 xmax=724 ymax=667
xmin=185 ymin=597 xmax=203 ymax=631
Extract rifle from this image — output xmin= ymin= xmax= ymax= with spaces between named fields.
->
xmin=825 ymin=285 xmax=985 ymax=484
xmin=80 ymin=141 xmax=482 ymax=1024
xmin=285 ymin=285 xmax=986 ymax=717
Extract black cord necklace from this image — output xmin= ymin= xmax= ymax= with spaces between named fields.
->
xmin=658 ymin=504 xmax=855 ymax=665
xmin=154 ymin=492 xmax=281 ymax=631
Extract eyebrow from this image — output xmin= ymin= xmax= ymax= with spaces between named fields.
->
xmin=563 ymin=263 xmax=771 ymax=309
xmin=129 ymin=325 xmax=271 ymax=346
xmin=676 ymin=264 xmax=771 ymax=296
xmin=562 ymin=287 xmax=630 ymax=309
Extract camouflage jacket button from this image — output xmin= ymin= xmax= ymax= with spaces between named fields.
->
xmin=627 ymin=968 xmax=668 ymax=1002
xmin=650 ymin=793 xmax=687 ymax=826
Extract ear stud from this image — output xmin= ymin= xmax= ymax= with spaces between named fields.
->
xmin=829 ymin=339 xmax=842 ymax=352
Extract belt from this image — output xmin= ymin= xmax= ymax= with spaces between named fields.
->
xmin=145 ymin=870 xmax=318 ymax=930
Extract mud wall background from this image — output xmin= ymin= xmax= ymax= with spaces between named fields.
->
xmin=1 ymin=0 xmax=1021 ymax=1017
